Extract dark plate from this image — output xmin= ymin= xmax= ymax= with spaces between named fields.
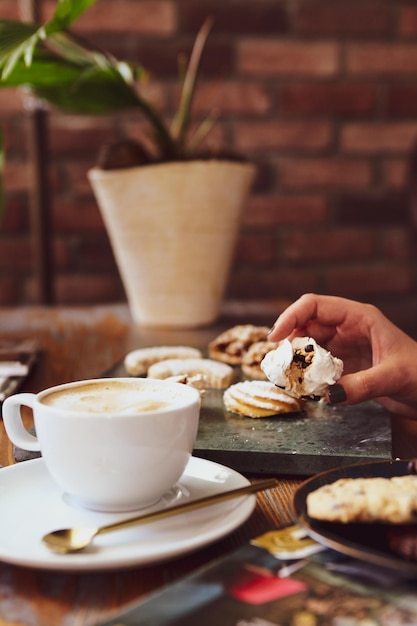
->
xmin=292 ymin=459 xmax=417 ymax=575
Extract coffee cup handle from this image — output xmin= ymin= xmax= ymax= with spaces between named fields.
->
xmin=2 ymin=393 xmax=41 ymax=452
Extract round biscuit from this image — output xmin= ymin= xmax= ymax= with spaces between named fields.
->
xmin=124 ymin=346 xmax=202 ymax=376
xmin=147 ymin=358 xmax=234 ymax=389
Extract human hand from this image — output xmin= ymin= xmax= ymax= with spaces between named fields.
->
xmin=268 ymin=293 xmax=417 ymax=419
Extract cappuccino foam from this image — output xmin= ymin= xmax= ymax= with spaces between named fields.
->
xmin=41 ymin=380 xmax=175 ymax=414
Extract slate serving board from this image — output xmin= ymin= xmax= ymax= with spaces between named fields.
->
xmin=106 ymin=360 xmax=392 ymax=477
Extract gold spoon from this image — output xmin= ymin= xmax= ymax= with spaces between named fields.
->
xmin=42 ymin=477 xmax=278 ymax=554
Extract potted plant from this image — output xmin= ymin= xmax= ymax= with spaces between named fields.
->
xmin=0 ymin=0 xmax=255 ymax=327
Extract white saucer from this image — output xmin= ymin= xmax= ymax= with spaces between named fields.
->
xmin=0 ymin=457 xmax=255 ymax=571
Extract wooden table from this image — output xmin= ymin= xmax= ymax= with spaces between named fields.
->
xmin=0 ymin=303 xmax=306 ymax=626
xmin=0 ymin=303 xmax=415 ymax=625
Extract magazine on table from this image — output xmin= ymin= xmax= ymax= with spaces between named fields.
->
xmin=101 ymin=525 xmax=417 ymax=626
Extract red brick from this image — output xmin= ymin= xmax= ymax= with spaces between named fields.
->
xmin=378 ymin=299 xmax=417 ymax=337
xmin=235 ymin=121 xmax=331 ymax=151
xmin=1 ymin=196 xmax=29 ymax=233
xmin=0 ymin=0 xmax=416 ymax=311
xmin=52 ymin=238 xmax=72 ymax=271
xmin=132 ymin=82 xmax=168 ymax=114
xmin=66 ymin=163 xmax=96 ymax=197
xmin=251 ymin=161 xmax=276 ymax=194
xmin=134 ymin=40 xmax=233 ymax=78
xmin=126 ymin=116 xmax=227 ymax=157
xmin=280 ymin=83 xmax=377 ymax=116
xmin=341 ymin=123 xmax=417 ymax=154
xmin=17 ymin=0 xmax=48 ymax=20
xmin=0 ymin=1 xmax=20 ymax=19
xmin=190 ymin=122 xmax=228 ymax=155
xmin=71 ymin=1 xmax=176 ymax=35
xmin=178 ymin=0 xmax=288 ymax=35
xmin=41 ymin=1 xmax=61 ymax=20
xmin=382 ymin=159 xmax=408 ymax=188
xmin=193 ymin=82 xmax=271 ymax=115
xmin=380 ymin=229 xmax=413 ymax=260
xmin=278 ymin=158 xmax=372 ymax=189
xmin=228 ymin=268 xmax=319 ymax=299
xmin=71 ymin=239 xmax=118 ymax=271
xmin=34 ymin=159 xmax=61 ymax=195
xmin=0 ymin=277 xmax=19 ymax=305
xmin=48 ymin=116 xmax=119 ymax=159
xmin=0 ymin=237 xmax=32 ymax=270
xmin=23 ymin=277 xmax=52 ymax=305
xmin=54 ymin=274 xmax=125 ymax=304
xmin=0 ymin=89 xmax=24 ymax=114
xmin=180 ymin=1 xmax=288 ymax=35
xmin=337 ymin=192 xmax=408 ymax=225
xmin=3 ymin=162 xmax=30 ymax=193
xmin=399 ymin=6 xmax=417 ymax=37
xmin=2 ymin=120 xmax=28 ymax=159
xmin=123 ymin=122 xmax=166 ymax=160
xmin=243 ymin=195 xmax=328 ymax=227
xmin=386 ymin=85 xmax=417 ymax=116
xmin=347 ymin=44 xmax=417 ymax=76
xmin=282 ymin=228 xmax=376 ymax=262
xmin=235 ymin=235 xmax=276 ymax=265
xmin=238 ymin=41 xmax=339 ymax=77
xmin=2 ymin=130 xmax=14 ymax=164
xmin=52 ymin=200 xmax=105 ymax=233
xmin=325 ymin=263 xmax=413 ymax=296
xmin=295 ymin=0 xmax=394 ymax=37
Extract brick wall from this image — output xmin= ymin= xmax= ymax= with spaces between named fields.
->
xmin=2 ymin=0 xmax=417 ymax=333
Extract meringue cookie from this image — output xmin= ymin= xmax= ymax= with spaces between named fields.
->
xmin=261 ymin=337 xmax=343 ymax=399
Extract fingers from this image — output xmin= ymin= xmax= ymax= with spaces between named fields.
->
xmin=326 ymin=369 xmax=417 ymax=420
xmin=268 ymin=294 xmax=319 ymax=340
xmin=327 ymin=383 xmax=347 ymax=404
xmin=267 ymin=294 xmax=417 ymax=417
xmin=269 ymin=293 xmax=351 ymax=342
xmin=326 ymin=363 xmax=397 ymax=406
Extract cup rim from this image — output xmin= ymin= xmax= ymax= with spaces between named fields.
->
xmin=36 ymin=377 xmax=201 ymax=415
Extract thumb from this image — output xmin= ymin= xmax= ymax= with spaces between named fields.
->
xmin=327 ymin=364 xmax=394 ymax=405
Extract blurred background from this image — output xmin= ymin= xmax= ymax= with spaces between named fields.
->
xmin=2 ymin=0 xmax=417 ymax=335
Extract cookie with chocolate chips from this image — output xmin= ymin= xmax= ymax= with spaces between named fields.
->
xmin=208 ymin=325 xmax=270 ymax=365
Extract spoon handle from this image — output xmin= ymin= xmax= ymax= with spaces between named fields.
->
xmin=97 ymin=477 xmax=278 ymax=536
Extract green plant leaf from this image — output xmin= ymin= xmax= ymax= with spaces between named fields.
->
xmin=170 ymin=17 xmax=213 ymax=155
xmin=0 ymin=21 xmax=38 ymax=57
xmin=0 ymin=22 xmax=39 ymax=76
xmin=45 ymin=0 xmax=99 ymax=33
xmin=35 ymin=67 xmax=146 ymax=114
xmin=1 ymin=51 xmax=84 ymax=86
xmin=188 ymin=111 xmax=219 ymax=153
xmin=0 ymin=0 xmax=99 ymax=76
xmin=0 ymin=1 xmax=218 ymax=167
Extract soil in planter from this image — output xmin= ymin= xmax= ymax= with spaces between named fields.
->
xmin=96 ymin=139 xmax=249 ymax=171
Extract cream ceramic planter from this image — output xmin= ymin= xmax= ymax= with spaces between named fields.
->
xmin=88 ymin=160 xmax=255 ymax=327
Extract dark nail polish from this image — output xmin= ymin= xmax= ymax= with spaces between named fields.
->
xmin=327 ymin=383 xmax=347 ymax=404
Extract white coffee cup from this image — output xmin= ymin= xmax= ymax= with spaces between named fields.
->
xmin=2 ymin=378 xmax=201 ymax=512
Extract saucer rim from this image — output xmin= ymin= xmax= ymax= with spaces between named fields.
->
xmin=0 ymin=456 xmax=255 ymax=571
